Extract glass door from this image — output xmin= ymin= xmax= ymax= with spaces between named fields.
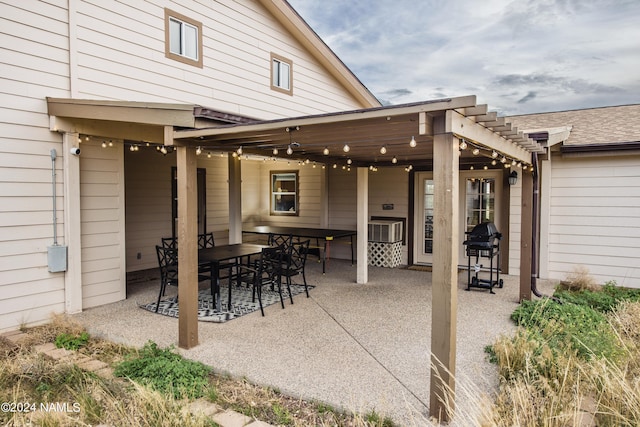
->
xmin=414 ymin=172 xmax=434 ymax=264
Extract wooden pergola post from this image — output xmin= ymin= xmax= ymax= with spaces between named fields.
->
xmin=519 ymin=169 xmax=533 ymax=302
xmin=429 ymin=114 xmax=459 ymax=422
xmin=356 ymin=166 xmax=368 ymax=284
xmin=176 ymin=144 xmax=199 ymax=349
xmin=228 ymin=154 xmax=242 ymax=244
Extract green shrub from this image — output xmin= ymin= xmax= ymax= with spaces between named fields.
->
xmin=114 ymin=341 xmax=211 ymax=399
xmin=511 ymin=298 xmax=620 ymax=361
xmin=54 ymin=331 xmax=90 ymax=350
xmin=554 ymin=281 xmax=640 ymax=314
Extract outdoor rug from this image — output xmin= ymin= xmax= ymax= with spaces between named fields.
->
xmin=139 ymin=284 xmax=311 ymax=323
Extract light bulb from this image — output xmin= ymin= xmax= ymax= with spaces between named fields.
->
xmin=286 ymin=145 xmax=293 ymax=155
xmin=237 ymin=146 xmax=243 ymax=155
xmin=409 ymin=136 xmax=417 ymax=148
xmin=323 ymin=147 xmax=329 ymax=155
xmin=459 ymin=140 xmax=468 ymax=150
xmin=273 ymin=147 xmax=278 ymax=155
xmin=472 ymin=148 xmax=480 ymax=155
xmin=196 ymin=146 xmax=202 ymax=155
xmin=343 ymin=144 xmax=350 ymax=152
xmin=491 ymin=150 xmax=498 ymax=158
xmin=380 ymin=146 xmax=387 ymax=154
xmin=392 ymin=156 xmax=397 ymax=164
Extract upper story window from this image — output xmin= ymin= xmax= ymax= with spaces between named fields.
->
xmin=270 ymin=53 xmax=293 ymax=95
xmin=165 ymin=9 xmax=203 ymax=68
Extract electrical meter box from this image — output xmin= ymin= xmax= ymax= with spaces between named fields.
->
xmin=47 ymin=245 xmax=68 ymax=272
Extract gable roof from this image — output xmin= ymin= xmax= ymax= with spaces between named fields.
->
xmin=509 ymin=104 xmax=640 ymax=147
xmin=259 ymin=0 xmax=380 ymax=108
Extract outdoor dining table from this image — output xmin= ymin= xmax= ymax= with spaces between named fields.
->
xmin=198 ymin=243 xmax=269 ymax=311
xmin=242 ymin=225 xmax=356 ymax=273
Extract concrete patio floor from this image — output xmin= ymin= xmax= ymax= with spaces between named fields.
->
xmin=73 ymin=258 xmax=556 ymax=426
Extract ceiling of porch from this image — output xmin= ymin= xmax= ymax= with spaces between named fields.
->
xmin=172 ymin=96 xmax=544 ymax=169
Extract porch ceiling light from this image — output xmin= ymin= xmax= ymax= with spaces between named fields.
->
xmin=409 ymin=136 xmax=417 ymax=148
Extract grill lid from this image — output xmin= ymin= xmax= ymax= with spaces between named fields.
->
xmin=463 ymin=222 xmax=502 ymax=247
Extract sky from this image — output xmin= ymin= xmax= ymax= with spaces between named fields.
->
xmin=286 ymin=0 xmax=640 ymax=116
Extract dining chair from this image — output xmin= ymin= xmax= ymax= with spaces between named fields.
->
xmin=267 ymin=232 xmax=293 ymax=249
xmin=161 ymin=236 xmax=177 ymax=249
xmin=197 ymin=232 xmax=215 ymax=249
xmin=281 ymin=239 xmax=310 ymax=299
xmin=235 ymin=246 xmax=285 ymax=316
xmin=155 ymin=245 xmax=217 ymax=312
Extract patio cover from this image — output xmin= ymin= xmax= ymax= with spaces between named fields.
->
xmin=48 ymin=95 xmax=544 ymax=421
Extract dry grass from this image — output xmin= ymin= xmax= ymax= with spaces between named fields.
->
xmin=557 ymin=265 xmax=599 ymax=292
xmin=484 ymin=300 xmax=640 ymax=426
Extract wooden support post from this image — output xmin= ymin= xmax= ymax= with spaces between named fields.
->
xmin=356 ymin=167 xmax=368 ymax=284
xmin=62 ymin=132 xmax=82 ymax=314
xmin=177 ymin=146 xmax=199 ymax=349
xmin=228 ymin=154 xmax=242 ymax=244
xmin=519 ymin=169 xmax=533 ymax=302
xmin=429 ymin=125 xmax=459 ymax=422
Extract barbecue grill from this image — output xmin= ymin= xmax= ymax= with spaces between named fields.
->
xmin=463 ymin=222 xmax=503 ymax=293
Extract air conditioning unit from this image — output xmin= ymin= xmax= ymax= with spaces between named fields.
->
xmin=368 ymin=220 xmax=403 ymax=243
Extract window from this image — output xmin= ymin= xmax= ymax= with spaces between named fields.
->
xmin=165 ymin=9 xmax=203 ymax=68
xmin=271 ymin=171 xmax=298 ymax=215
xmin=270 ymin=53 xmax=293 ymax=95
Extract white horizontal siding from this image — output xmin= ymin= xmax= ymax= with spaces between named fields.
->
xmin=80 ymin=141 xmax=125 ymax=308
xmin=73 ymin=0 xmax=367 ymax=118
xmin=546 ymin=156 xmax=640 ymax=288
xmin=0 ymin=0 xmax=70 ymax=332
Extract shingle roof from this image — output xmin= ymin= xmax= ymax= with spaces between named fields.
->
xmin=508 ymin=104 xmax=640 ymax=146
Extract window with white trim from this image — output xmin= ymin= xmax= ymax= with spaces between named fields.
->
xmin=165 ymin=9 xmax=203 ymax=68
xmin=270 ymin=53 xmax=293 ymax=95
xmin=271 ymin=171 xmax=298 ymax=215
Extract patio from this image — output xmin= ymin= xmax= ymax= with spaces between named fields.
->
xmin=72 ymin=259 xmax=555 ymax=425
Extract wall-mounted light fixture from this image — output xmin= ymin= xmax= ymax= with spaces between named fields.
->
xmin=508 ymin=171 xmax=518 ymax=185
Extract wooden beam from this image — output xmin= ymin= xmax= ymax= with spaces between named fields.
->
xmin=475 ymin=112 xmax=497 ymax=123
xmin=177 ymin=146 xmax=199 ymax=349
xmin=459 ymin=104 xmax=488 ymax=116
xmin=429 ymin=113 xmax=459 ymax=422
xmin=519 ymin=169 xmax=533 ymax=302
xmin=449 ymin=111 xmax=532 ymax=164
xmin=356 ymin=167 xmax=368 ymax=284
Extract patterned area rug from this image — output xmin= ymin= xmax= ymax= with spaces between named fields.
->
xmin=139 ymin=284 xmax=310 ymax=323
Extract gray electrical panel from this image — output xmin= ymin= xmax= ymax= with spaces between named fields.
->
xmin=47 ymin=245 xmax=67 ymax=272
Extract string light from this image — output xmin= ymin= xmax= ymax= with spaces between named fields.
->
xmin=196 ymin=146 xmax=202 ymax=155
xmin=392 ymin=156 xmax=398 ymax=164
xmin=409 ymin=136 xmax=417 ymax=148
xmin=273 ymin=147 xmax=278 ymax=155
xmin=459 ymin=140 xmax=468 ymax=150
xmin=343 ymin=143 xmax=350 ymax=153
xmin=323 ymin=147 xmax=329 ymax=155
xmin=286 ymin=145 xmax=293 ymax=155
xmin=380 ymin=146 xmax=387 ymax=154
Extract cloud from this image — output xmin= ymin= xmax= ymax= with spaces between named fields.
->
xmin=287 ymin=0 xmax=640 ymax=114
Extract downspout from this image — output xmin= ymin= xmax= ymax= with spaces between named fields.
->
xmin=530 ymin=152 xmax=544 ymax=298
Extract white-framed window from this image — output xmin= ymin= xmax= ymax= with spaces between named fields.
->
xmin=165 ymin=9 xmax=203 ymax=68
xmin=271 ymin=171 xmax=298 ymax=215
xmin=270 ymin=53 xmax=293 ymax=95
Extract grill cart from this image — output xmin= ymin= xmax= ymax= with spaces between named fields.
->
xmin=463 ymin=222 xmax=503 ymax=293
